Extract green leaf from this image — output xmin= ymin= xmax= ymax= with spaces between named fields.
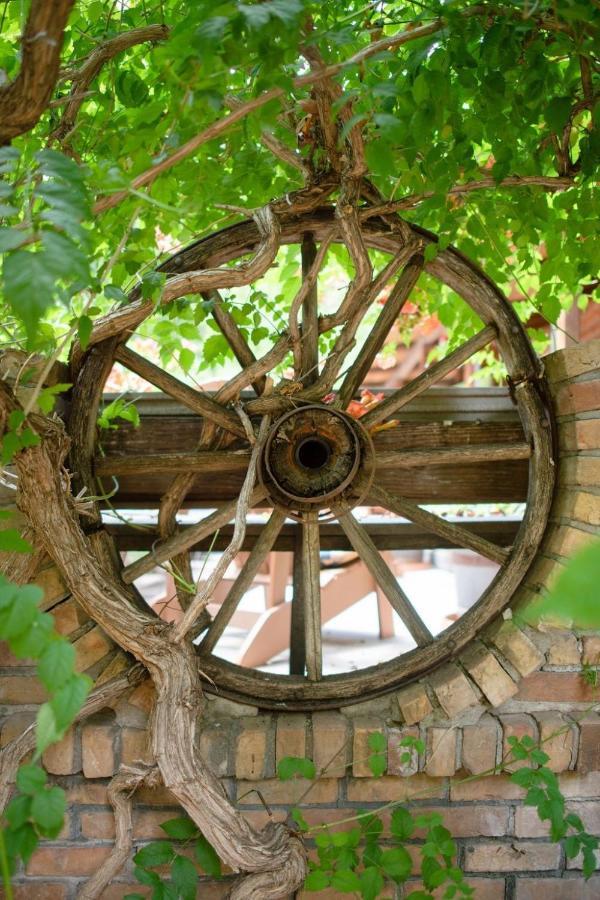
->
xmin=0 ymin=228 xmax=26 ymax=252
xmin=16 ymin=764 xmax=47 ymax=795
xmin=291 ymin=807 xmax=309 ymax=832
xmin=3 ymin=250 xmax=56 ymax=340
xmin=0 ymin=529 xmax=33 ymax=553
xmin=277 ymin=756 xmax=316 ymax=781
xmin=304 ymin=869 xmax=330 ymax=891
xmin=195 ymin=16 xmax=229 ymax=48
xmin=5 ymin=794 xmax=32 ymax=830
xmin=36 ymin=149 xmax=86 ymax=183
xmin=104 ymin=284 xmax=129 ymax=304
xmin=413 ymin=72 xmax=429 ymax=105
xmin=50 ymin=674 xmax=91 ymax=731
xmin=546 ymin=96 xmax=572 ymax=133
xmin=422 ymin=855 xmax=445 ymax=889
xmin=5 ymin=822 xmax=38 ymax=865
xmin=380 ymin=846 xmax=412 ymax=882
xmin=35 ymin=703 xmax=61 ymax=755
xmin=521 ymin=540 xmax=600 ymax=629
xmin=31 ymin=786 xmax=66 ymax=837
xmin=367 ymin=732 xmax=386 ymax=752
xmin=178 ymin=347 xmax=195 ymax=373
xmin=391 ymin=806 xmax=415 ymax=841
xmin=194 ymin=834 xmax=221 ymax=877
xmin=78 ymin=315 xmax=93 ymax=351
xmin=0 ymin=584 xmax=40 ymax=639
xmin=160 ymin=817 xmax=199 ymax=840
xmin=116 ymin=70 xmax=149 ymax=107
xmin=583 ymin=847 xmax=597 ymax=879
xmin=140 ymin=270 xmax=165 ymax=301
xmin=367 ymin=752 xmax=386 ymax=778
xmin=171 ymin=854 xmax=198 ymax=900
xmin=331 ymin=869 xmax=361 ymax=892
xmin=565 ymin=835 xmax=580 ymax=858
xmin=38 ymin=640 xmax=76 ymax=691
xmin=134 ymin=841 xmax=175 ymax=868
xmin=360 ymin=866 xmax=384 ymax=900
xmin=10 ymin=610 xmax=54 ymax=657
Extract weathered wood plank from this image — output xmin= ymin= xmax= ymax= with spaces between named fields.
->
xmin=375 ymin=442 xmax=531 ymax=469
xmin=302 ymin=512 xmax=322 ymax=681
xmin=207 ymin=289 xmax=266 ymax=395
xmin=107 ymin=517 xmax=521 ymax=553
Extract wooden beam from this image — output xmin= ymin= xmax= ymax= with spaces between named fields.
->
xmin=107 ymin=517 xmax=522 ymax=553
xmin=375 ymin=442 xmax=531 ymax=469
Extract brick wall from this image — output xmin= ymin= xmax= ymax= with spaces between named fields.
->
xmin=1 ymin=340 xmax=599 ymax=899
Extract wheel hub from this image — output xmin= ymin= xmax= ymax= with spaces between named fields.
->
xmin=261 ymin=404 xmax=374 ymax=514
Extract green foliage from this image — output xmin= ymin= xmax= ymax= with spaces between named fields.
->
xmin=277 ymin=755 xmax=317 ymax=781
xmin=98 ymin=397 xmax=141 ymax=430
xmin=0 ymin=0 xmax=596 ymax=365
xmin=0 ymin=576 xmax=91 ymax=875
xmin=367 ymin=731 xmax=387 ymax=778
xmin=132 ymin=820 xmax=222 ymax=899
xmin=521 ymin=539 xmax=600 ymax=629
xmin=508 ymin=735 xmax=599 ymax=878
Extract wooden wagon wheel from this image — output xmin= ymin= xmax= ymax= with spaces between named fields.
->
xmin=68 ymin=203 xmax=555 ymax=710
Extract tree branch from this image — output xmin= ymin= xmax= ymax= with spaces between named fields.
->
xmin=359 ymin=174 xmax=575 ymax=219
xmin=171 ymin=416 xmax=271 ymax=643
xmin=91 ymin=7 xmax=489 ymax=216
xmin=49 ymin=23 xmax=169 ymax=146
xmin=0 ymin=385 xmax=306 ymax=898
xmin=0 ymin=0 xmax=75 ymax=144
xmin=79 ymin=765 xmax=161 ymax=900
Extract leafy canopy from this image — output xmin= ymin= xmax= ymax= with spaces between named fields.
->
xmin=0 ymin=0 xmax=597 ymax=366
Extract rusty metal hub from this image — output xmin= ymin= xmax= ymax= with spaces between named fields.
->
xmin=261 ymin=404 xmax=374 ymax=515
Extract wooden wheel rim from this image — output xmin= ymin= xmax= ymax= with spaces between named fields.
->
xmin=69 ymin=208 xmax=555 ymax=710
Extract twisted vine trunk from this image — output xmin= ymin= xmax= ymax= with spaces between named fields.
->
xmin=0 ymin=385 xmax=306 ymax=899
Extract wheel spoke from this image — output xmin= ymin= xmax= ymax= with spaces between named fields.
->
xmin=362 ymin=324 xmax=497 ymax=428
xmin=290 ymin=526 xmax=306 ymax=675
xmin=338 ymin=253 xmax=424 ymax=409
xmin=206 ymin=289 xmax=266 ymax=394
xmin=302 ymin=247 xmax=413 ymax=401
xmin=199 ymin=509 xmax=286 ymax=654
xmin=299 ymin=232 xmax=319 ymax=386
xmin=370 ymin=485 xmax=509 ymax=565
xmin=335 ymin=507 xmax=432 ymax=646
xmin=374 ymin=442 xmax=532 ymax=470
xmin=302 ymin=511 xmax=322 ymax=680
xmin=114 ymin=344 xmax=246 ymax=439
xmin=121 ymin=486 xmax=267 ymax=583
